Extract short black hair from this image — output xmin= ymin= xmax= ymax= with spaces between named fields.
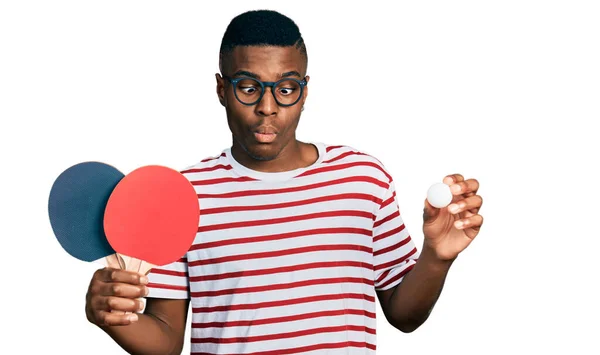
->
xmin=219 ymin=10 xmax=307 ymax=73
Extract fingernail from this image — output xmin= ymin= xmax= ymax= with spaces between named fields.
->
xmin=448 ymin=204 xmax=459 ymax=213
xmin=455 ymin=220 xmax=464 ymax=229
xmin=129 ymin=314 xmax=139 ymax=322
xmin=451 ymin=185 xmax=461 ymax=193
xmin=144 ymin=287 xmax=149 ymax=297
xmin=140 ymin=276 xmax=148 ymax=285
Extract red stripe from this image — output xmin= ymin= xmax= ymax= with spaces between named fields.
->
xmin=190 ymin=277 xmax=374 ymax=297
xmin=191 ymin=176 xmax=257 ymax=185
xmin=192 ymin=293 xmax=375 ymax=313
xmin=322 ymin=151 xmax=367 ymax=164
xmin=379 ymin=263 xmax=416 ymax=289
xmin=376 ymin=269 xmax=391 ymax=283
xmin=192 ymin=308 xmax=376 ymax=328
xmin=374 ymin=235 xmax=413 ymax=257
xmin=297 ymin=161 xmax=392 ymax=182
xmin=374 ymin=247 xmax=418 ymax=271
xmin=197 ymin=176 xmax=388 ymax=198
xmin=188 ymin=244 xmax=372 ymax=267
xmin=179 ymin=257 xmax=187 ymax=263
xmin=192 ymin=325 xmax=376 ymax=344
xmin=190 ymin=227 xmax=371 ymax=251
xmin=200 ymin=193 xmax=381 ymax=215
xmin=374 ymin=210 xmax=400 ymax=228
xmin=148 ymin=268 xmax=188 ymax=277
xmin=147 ymin=282 xmax=188 ymax=291
xmin=191 ymin=341 xmax=375 ymax=355
xmin=190 ymin=260 xmax=373 ymax=282
xmin=326 ymin=145 xmax=344 ymax=152
xmin=198 ymin=210 xmax=374 ymax=232
xmin=373 ymin=224 xmax=406 ymax=243
xmin=182 ymin=164 xmax=232 ymax=174
xmin=200 ymin=152 xmax=226 ymax=163
xmin=379 ymin=192 xmax=396 ymax=209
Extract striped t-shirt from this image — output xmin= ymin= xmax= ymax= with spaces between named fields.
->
xmin=147 ymin=142 xmax=419 ymax=355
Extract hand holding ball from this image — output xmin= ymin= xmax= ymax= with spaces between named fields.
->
xmin=427 ymin=182 xmax=453 ymax=208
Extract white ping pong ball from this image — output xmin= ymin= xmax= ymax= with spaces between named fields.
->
xmin=427 ymin=183 xmax=453 ymax=208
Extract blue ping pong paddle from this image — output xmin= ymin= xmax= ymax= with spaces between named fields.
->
xmin=48 ymin=161 xmax=125 ymax=269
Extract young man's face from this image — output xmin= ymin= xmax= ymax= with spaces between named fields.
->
xmin=216 ymin=46 xmax=309 ymax=161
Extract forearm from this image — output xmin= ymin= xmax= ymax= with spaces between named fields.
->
xmin=386 ymin=245 xmax=453 ymax=332
xmin=101 ymin=313 xmax=182 ymax=355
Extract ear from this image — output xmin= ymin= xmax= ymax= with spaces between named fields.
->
xmin=301 ymin=75 xmax=310 ymax=107
xmin=215 ymin=73 xmax=226 ymax=107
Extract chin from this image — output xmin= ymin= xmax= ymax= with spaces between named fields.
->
xmin=242 ymin=141 xmax=281 ymax=161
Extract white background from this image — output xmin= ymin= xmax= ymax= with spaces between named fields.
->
xmin=1 ymin=1 xmax=599 ymax=354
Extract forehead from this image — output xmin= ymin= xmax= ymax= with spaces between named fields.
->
xmin=228 ymin=45 xmax=306 ymax=78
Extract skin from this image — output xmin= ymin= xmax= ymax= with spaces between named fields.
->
xmin=85 ymin=269 xmax=188 ymax=354
xmin=84 ymin=45 xmax=484 ymax=353
xmin=216 ymin=45 xmax=316 ymax=171
xmin=376 ymin=174 xmax=484 ymax=332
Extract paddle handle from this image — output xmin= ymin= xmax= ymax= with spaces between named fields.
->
xmin=95 ymin=255 xmax=146 ymax=315
xmin=138 ymin=260 xmax=156 ymax=276
xmin=117 ymin=254 xmax=155 ymax=275
xmin=103 ymin=254 xmax=124 ymax=269
xmin=113 ymin=254 xmax=154 ymax=315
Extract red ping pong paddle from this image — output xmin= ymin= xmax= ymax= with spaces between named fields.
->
xmin=103 ymin=165 xmax=199 ymax=276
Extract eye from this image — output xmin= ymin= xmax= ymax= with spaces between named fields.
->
xmin=240 ymin=86 xmax=258 ymax=94
xmin=278 ymin=87 xmax=296 ymax=95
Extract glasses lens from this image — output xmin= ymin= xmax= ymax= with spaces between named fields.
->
xmin=274 ymin=79 xmax=302 ymax=106
xmin=235 ymin=78 xmax=263 ymax=105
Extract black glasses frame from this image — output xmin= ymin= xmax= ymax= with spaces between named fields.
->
xmin=223 ymin=75 xmax=307 ymax=107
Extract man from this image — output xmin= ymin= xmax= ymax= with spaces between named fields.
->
xmin=85 ymin=10 xmax=484 ymax=355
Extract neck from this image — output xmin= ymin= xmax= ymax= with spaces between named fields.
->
xmin=231 ymin=139 xmax=314 ymax=173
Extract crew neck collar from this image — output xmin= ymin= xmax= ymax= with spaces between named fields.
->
xmin=225 ymin=142 xmax=326 ymax=182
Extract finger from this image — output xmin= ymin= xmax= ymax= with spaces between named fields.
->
xmin=97 ymin=268 xmax=149 ymax=286
xmin=447 ymin=195 xmax=483 ymax=215
xmin=97 ymin=310 xmax=139 ymax=327
xmin=453 ymin=214 xmax=484 ymax=232
xmin=93 ymin=295 xmax=145 ymax=312
xmin=443 ymin=174 xmax=464 ymax=186
xmin=449 ymin=178 xmax=479 ymax=196
xmin=93 ymin=296 xmax=145 ymax=313
xmin=101 ymin=282 xmax=149 ymax=298
xmin=422 ymin=198 xmax=441 ymax=222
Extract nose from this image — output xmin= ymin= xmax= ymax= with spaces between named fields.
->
xmin=255 ymin=87 xmax=278 ymax=116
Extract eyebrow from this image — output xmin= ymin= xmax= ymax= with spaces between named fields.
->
xmin=232 ymin=70 xmax=259 ymax=79
xmin=280 ymin=71 xmax=302 ymax=78
xmin=231 ymin=70 xmax=302 ymax=79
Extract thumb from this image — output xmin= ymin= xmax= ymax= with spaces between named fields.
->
xmin=423 ymin=198 xmax=441 ymax=222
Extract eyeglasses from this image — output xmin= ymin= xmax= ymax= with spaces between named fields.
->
xmin=223 ymin=75 xmax=307 ymax=107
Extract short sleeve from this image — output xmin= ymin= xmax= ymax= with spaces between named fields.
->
xmin=373 ymin=180 xmax=419 ymax=291
xmin=146 ymin=256 xmax=190 ymax=299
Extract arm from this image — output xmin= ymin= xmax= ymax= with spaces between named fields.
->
xmin=101 ymin=298 xmax=189 ymax=355
xmin=375 ymin=174 xmax=484 ymax=333
xmin=86 ymin=267 xmax=190 ymax=355
xmin=376 ymin=245 xmax=452 ymax=333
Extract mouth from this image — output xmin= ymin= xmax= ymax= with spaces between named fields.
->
xmin=252 ymin=127 xmax=278 ymax=143
xmin=253 ymin=132 xmax=277 ymax=143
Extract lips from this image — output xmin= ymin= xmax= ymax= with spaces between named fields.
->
xmin=254 ymin=127 xmax=277 ymax=135
xmin=253 ymin=127 xmax=277 ymax=143
xmin=253 ymin=132 xmax=277 ymax=143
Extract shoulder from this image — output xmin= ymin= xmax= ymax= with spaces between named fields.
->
xmin=178 ymin=149 xmax=231 ymax=178
xmin=321 ymin=143 xmax=393 ymax=184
